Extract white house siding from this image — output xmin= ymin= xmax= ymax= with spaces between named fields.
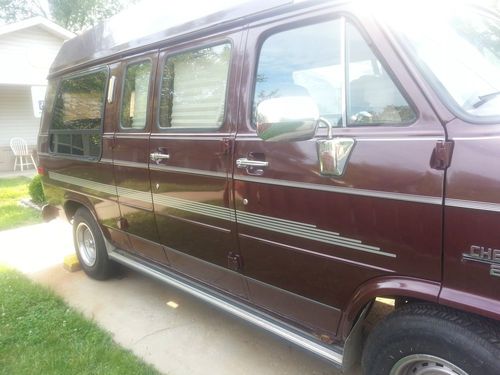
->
xmin=0 ymin=26 xmax=63 ymax=85
xmin=0 ymin=85 xmax=41 ymax=171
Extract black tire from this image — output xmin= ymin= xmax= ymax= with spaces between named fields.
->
xmin=73 ymin=207 xmax=116 ymax=280
xmin=362 ymin=302 xmax=500 ymax=375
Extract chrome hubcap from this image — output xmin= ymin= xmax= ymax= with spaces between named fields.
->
xmin=390 ymin=354 xmax=468 ymax=375
xmin=76 ymin=222 xmax=97 ymax=267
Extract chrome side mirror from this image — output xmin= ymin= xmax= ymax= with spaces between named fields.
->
xmin=255 ymin=96 xmax=319 ymax=142
xmin=317 ymin=137 xmax=355 ymax=177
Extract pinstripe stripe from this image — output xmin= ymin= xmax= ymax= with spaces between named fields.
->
xmin=48 ymin=171 xmax=395 ymax=257
xmin=49 ymin=172 xmax=117 ymax=195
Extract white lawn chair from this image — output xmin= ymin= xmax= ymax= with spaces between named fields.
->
xmin=10 ymin=137 xmax=36 ymax=171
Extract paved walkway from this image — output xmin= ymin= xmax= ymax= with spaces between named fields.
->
xmin=0 ymin=220 xmax=348 ymax=375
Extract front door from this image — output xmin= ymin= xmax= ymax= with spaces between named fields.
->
xmin=149 ymin=32 xmax=247 ymax=298
xmin=234 ymin=10 xmax=446 ymax=337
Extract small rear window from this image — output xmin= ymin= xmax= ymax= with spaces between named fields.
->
xmin=50 ymin=69 xmax=107 ymax=159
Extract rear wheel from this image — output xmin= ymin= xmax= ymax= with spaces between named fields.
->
xmin=73 ymin=207 xmax=116 ymax=280
xmin=362 ymin=303 xmax=500 ymax=375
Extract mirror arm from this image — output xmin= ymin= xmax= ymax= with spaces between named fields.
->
xmin=318 ymin=117 xmax=334 ymax=140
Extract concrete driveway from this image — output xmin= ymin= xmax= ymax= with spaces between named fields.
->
xmin=0 ymin=220 xmax=354 ymax=375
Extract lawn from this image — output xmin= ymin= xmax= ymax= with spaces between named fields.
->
xmin=0 ymin=266 xmax=160 ymax=375
xmin=0 ymin=177 xmax=42 ymax=231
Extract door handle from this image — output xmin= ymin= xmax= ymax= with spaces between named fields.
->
xmin=236 ymin=157 xmax=269 ymax=176
xmin=236 ymin=158 xmax=269 ymax=169
xmin=150 ymin=152 xmax=170 ymax=163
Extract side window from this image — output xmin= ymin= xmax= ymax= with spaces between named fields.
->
xmin=159 ymin=43 xmax=231 ymax=129
xmin=120 ymin=60 xmax=152 ymax=129
xmin=50 ymin=69 xmax=107 ymax=158
xmin=347 ymin=23 xmax=416 ymax=125
xmin=254 ymin=20 xmax=343 ymax=126
xmin=253 ymin=20 xmax=416 ymax=127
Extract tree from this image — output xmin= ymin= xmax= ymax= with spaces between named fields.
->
xmin=0 ymin=0 xmax=48 ymax=23
xmin=48 ymin=0 xmax=130 ymax=32
xmin=0 ymin=0 xmax=137 ymax=33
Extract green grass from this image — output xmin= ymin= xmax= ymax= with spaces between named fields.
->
xmin=0 ymin=266 xmax=161 ymax=375
xmin=0 ymin=177 xmax=42 ymax=231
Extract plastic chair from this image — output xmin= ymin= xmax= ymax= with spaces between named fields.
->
xmin=9 ymin=137 xmax=36 ymax=171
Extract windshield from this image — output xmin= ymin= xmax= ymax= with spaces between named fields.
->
xmin=382 ymin=3 xmax=500 ymax=120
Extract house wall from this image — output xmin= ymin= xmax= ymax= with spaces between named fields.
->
xmin=0 ymin=85 xmax=40 ymax=171
xmin=0 ymin=26 xmax=63 ymax=86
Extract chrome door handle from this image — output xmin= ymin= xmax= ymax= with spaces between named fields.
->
xmin=236 ymin=158 xmax=269 ymax=169
xmin=150 ymin=152 xmax=170 ymax=163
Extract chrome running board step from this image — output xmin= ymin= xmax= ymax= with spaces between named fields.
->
xmin=108 ymin=249 xmax=344 ymax=367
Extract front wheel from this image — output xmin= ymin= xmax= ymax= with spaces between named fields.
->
xmin=362 ymin=303 xmax=500 ymax=375
xmin=73 ymin=207 xmax=116 ymax=280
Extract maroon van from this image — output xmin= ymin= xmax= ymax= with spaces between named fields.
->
xmin=37 ymin=0 xmax=500 ymax=374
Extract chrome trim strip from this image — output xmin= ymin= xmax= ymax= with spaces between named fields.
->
xmin=113 ymin=160 xmax=149 ymax=169
xmin=108 ymin=250 xmax=344 ymax=366
xmin=150 ymin=135 xmax=226 ymax=141
xmin=462 ymin=254 xmax=500 ymax=266
xmin=356 ymin=137 xmax=444 ymax=142
xmin=340 ymin=16 xmax=347 ymax=128
xmin=149 ymin=164 xmax=227 ymax=178
xmin=99 ymin=158 xmax=114 ymax=164
xmin=446 ymin=198 xmax=500 ymax=213
xmin=115 ymin=133 xmax=149 ymax=139
xmin=235 ymin=175 xmax=442 ymax=205
xmin=235 ymin=136 xmax=445 ymax=142
xmin=452 ymin=135 xmax=500 ymax=141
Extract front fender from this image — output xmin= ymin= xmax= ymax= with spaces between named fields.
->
xmin=339 ymin=276 xmax=441 ymax=339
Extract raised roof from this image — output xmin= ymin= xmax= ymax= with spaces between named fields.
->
xmin=50 ymin=0 xmax=297 ymax=75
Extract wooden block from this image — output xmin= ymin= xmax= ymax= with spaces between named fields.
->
xmin=63 ymin=254 xmax=81 ymax=272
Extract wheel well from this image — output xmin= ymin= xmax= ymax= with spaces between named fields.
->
xmin=64 ymin=200 xmax=85 ymax=221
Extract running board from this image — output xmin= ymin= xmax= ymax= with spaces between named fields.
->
xmin=108 ymin=249 xmax=344 ymax=367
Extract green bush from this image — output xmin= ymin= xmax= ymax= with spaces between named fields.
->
xmin=28 ymin=175 xmax=46 ymax=205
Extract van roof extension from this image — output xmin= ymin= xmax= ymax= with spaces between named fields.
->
xmin=49 ymin=0 xmax=335 ymax=76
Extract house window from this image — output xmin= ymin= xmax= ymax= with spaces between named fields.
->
xmin=49 ymin=69 xmax=107 ymax=158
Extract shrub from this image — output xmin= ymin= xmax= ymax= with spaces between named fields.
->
xmin=29 ymin=175 xmax=46 ymax=205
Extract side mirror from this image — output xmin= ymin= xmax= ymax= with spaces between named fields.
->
xmin=255 ymin=96 xmax=320 ymax=142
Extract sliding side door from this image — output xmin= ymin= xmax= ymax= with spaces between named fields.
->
xmin=149 ymin=31 xmax=247 ymax=298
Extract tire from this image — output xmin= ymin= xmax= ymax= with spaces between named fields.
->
xmin=73 ymin=207 xmax=116 ymax=280
xmin=362 ymin=302 xmax=500 ymax=375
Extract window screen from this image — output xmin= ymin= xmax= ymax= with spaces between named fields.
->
xmin=121 ymin=60 xmax=152 ymax=129
xmin=50 ymin=70 xmax=107 ymax=158
xmin=159 ymin=43 xmax=231 ymax=129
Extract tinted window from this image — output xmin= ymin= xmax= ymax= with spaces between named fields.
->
xmin=121 ymin=61 xmax=152 ymax=129
xmin=254 ymin=20 xmax=415 ymax=127
xmin=159 ymin=43 xmax=231 ymax=129
xmin=50 ymin=70 xmax=107 ymax=158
